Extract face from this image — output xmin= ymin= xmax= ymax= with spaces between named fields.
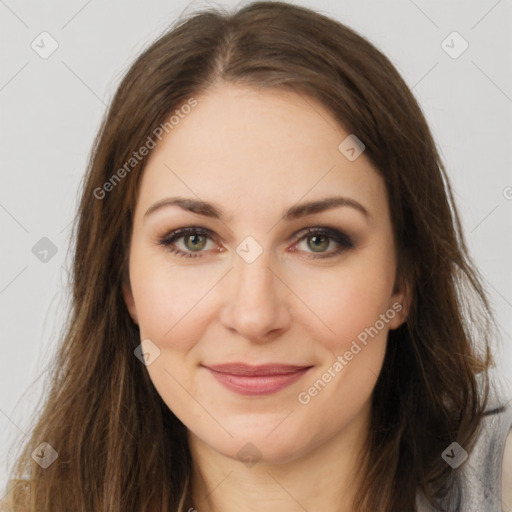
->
xmin=123 ymin=82 xmax=409 ymax=464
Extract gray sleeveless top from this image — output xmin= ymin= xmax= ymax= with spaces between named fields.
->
xmin=416 ymin=401 xmax=512 ymax=511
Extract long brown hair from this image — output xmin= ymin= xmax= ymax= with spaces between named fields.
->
xmin=3 ymin=1 xmax=498 ymax=510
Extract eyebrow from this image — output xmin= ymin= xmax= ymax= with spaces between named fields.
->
xmin=143 ymin=195 xmax=371 ymax=222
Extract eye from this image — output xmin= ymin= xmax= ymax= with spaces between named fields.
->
xmin=158 ymin=227 xmax=220 ymax=258
xmin=157 ymin=226 xmax=354 ymax=259
xmin=290 ymin=226 xmax=354 ymax=259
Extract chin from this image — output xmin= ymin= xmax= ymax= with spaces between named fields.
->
xmin=228 ymin=437 xmax=308 ymax=466
xmin=195 ymin=419 xmax=314 ymax=466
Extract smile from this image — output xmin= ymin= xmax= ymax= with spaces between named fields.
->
xmin=202 ymin=363 xmax=314 ymax=396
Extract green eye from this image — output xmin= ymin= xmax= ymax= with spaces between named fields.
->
xmin=183 ymin=233 xmax=208 ymax=252
xmin=159 ymin=226 xmax=354 ymax=260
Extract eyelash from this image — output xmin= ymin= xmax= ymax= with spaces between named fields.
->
xmin=157 ymin=226 xmax=354 ymax=260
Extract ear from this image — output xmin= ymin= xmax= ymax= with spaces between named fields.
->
xmin=387 ymin=271 xmax=413 ymax=331
xmin=122 ymin=279 xmax=139 ymax=325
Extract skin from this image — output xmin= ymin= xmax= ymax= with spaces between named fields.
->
xmin=123 ymin=82 xmax=410 ymax=512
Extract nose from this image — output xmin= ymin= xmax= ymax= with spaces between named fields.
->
xmin=218 ymin=248 xmax=292 ymax=343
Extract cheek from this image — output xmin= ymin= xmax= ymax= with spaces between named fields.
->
xmin=289 ymin=250 xmax=396 ymax=354
xmin=130 ymin=259 xmax=217 ymax=423
xmin=130 ymin=255 xmax=219 ymax=349
xmin=289 ymin=251 xmax=395 ymax=437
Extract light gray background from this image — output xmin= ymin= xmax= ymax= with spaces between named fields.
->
xmin=1 ymin=0 xmax=511 ymax=490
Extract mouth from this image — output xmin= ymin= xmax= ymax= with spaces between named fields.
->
xmin=201 ymin=363 xmax=314 ymax=396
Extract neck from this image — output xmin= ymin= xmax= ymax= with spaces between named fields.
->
xmin=187 ymin=401 xmax=371 ymax=512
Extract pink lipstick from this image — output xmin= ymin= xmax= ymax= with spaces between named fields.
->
xmin=203 ymin=363 xmax=313 ymax=396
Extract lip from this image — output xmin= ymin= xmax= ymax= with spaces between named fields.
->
xmin=202 ymin=363 xmax=313 ymax=396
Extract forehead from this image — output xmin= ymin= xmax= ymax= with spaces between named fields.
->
xmin=135 ymin=83 xmax=387 ymax=224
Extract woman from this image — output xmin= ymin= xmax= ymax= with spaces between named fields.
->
xmin=3 ymin=1 xmax=511 ymax=511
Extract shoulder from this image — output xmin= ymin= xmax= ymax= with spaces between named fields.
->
xmin=0 ymin=479 xmax=31 ymax=512
xmin=502 ymin=418 xmax=512 ymax=511
xmin=0 ymin=495 xmax=12 ymax=511
xmin=477 ymin=400 xmax=512 ymax=512
xmin=454 ymin=401 xmax=512 ymax=512
xmin=416 ymin=400 xmax=512 ymax=512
